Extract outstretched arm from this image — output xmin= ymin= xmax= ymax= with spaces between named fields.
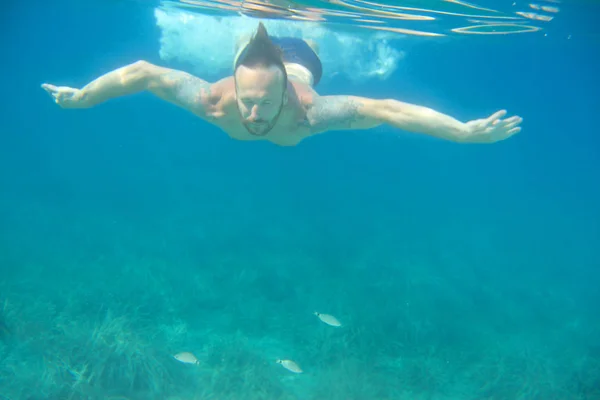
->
xmin=41 ymin=60 xmax=215 ymax=119
xmin=306 ymin=95 xmax=522 ymax=144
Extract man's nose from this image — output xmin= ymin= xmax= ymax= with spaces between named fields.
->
xmin=250 ymin=105 xmax=263 ymax=120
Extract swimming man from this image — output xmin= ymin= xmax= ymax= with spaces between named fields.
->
xmin=41 ymin=22 xmax=522 ymax=147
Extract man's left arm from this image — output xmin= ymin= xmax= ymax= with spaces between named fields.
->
xmin=306 ymin=95 xmax=522 ymax=143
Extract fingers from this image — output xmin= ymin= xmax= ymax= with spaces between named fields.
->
xmin=488 ymin=111 xmax=524 ymax=132
xmin=504 ymin=119 xmax=522 ymax=130
xmin=496 ymin=115 xmax=522 ymax=129
xmin=486 ymin=110 xmax=507 ymax=125
xmin=486 ymin=112 xmax=522 ymax=141
xmin=503 ymin=115 xmax=522 ymax=123
xmin=41 ymin=83 xmax=56 ymax=92
xmin=495 ymin=116 xmax=519 ymax=125
xmin=41 ymin=83 xmax=59 ymax=101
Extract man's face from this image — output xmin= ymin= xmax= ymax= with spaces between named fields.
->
xmin=234 ymin=65 xmax=287 ymax=136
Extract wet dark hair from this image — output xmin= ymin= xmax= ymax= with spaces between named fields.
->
xmin=234 ymin=22 xmax=288 ymax=86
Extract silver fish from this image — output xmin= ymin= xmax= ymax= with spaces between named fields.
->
xmin=276 ymin=359 xmax=303 ymax=373
xmin=314 ymin=312 xmax=342 ymax=327
xmin=173 ymin=351 xmax=200 ymax=365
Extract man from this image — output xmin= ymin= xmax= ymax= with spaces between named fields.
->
xmin=41 ymin=22 xmax=522 ymax=147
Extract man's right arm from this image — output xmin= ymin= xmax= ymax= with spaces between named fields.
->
xmin=41 ymin=60 xmax=215 ymax=119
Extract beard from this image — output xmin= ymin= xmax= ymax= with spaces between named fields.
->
xmin=237 ymin=97 xmax=285 ymax=137
xmin=243 ymin=119 xmax=278 ymax=136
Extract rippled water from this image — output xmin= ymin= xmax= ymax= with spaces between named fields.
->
xmin=1 ymin=0 xmax=598 ymax=400
xmin=163 ymin=0 xmax=565 ymax=36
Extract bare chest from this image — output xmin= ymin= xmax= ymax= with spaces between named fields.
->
xmin=221 ymin=120 xmax=311 ymax=146
xmin=218 ymin=107 xmax=312 ymax=146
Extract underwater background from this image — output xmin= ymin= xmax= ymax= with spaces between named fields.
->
xmin=1 ymin=0 xmax=599 ymax=399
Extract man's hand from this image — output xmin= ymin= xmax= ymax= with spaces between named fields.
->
xmin=464 ymin=110 xmax=522 ymax=143
xmin=41 ymin=83 xmax=88 ymax=108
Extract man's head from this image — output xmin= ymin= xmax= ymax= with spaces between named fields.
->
xmin=234 ymin=22 xmax=288 ymax=136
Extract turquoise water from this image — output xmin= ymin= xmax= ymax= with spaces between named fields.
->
xmin=1 ymin=0 xmax=599 ymax=399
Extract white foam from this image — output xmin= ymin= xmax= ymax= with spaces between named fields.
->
xmin=154 ymin=7 xmax=404 ymax=84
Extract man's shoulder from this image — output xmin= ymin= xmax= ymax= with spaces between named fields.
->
xmin=207 ymin=76 xmax=235 ymax=103
xmin=202 ymin=77 xmax=238 ymax=121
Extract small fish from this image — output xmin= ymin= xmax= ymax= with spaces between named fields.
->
xmin=173 ymin=352 xmax=200 ymax=365
xmin=276 ymin=359 xmax=303 ymax=373
xmin=314 ymin=312 xmax=342 ymax=327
